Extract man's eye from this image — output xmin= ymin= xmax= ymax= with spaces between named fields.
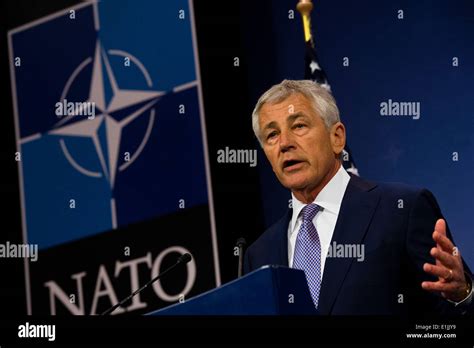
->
xmin=293 ymin=123 xmax=306 ymax=129
xmin=267 ymin=131 xmax=277 ymax=139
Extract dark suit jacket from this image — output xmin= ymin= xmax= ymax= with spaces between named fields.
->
xmin=244 ymin=174 xmax=473 ymax=315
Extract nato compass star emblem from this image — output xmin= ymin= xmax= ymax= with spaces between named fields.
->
xmin=49 ymin=39 xmax=164 ymax=189
xmin=10 ymin=1 xmax=210 ymax=244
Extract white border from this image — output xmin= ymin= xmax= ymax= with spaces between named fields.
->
xmin=8 ymin=1 xmax=92 ymax=36
xmin=8 ymin=0 xmax=222 ymax=314
xmin=189 ymin=0 xmax=221 ymax=286
xmin=8 ymin=0 xmax=94 ymax=317
xmin=8 ymin=23 xmax=32 ymax=317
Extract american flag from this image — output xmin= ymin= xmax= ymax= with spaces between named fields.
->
xmin=303 ymin=22 xmax=359 ymax=176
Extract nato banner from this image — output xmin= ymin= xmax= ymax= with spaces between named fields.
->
xmin=8 ymin=0 xmax=220 ymax=315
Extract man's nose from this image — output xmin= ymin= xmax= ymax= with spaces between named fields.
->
xmin=279 ymin=129 xmax=295 ymax=153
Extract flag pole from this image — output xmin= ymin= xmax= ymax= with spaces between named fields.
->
xmin=296 ymin=0 xmax=330 ymax=90
xmin=296 ymin=0 xmax=360 ymax=176
xmin=296 ymin=0 xmax=314 ymax=44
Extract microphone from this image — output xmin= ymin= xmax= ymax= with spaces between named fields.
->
xmin=101 ymin=252 xmax=192 ymax=315
xmin=236 ymin=238 xmax=246 ymax=278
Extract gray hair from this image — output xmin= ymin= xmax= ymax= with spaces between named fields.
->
xmin=251 ymin=79 xmax=340 ymax=144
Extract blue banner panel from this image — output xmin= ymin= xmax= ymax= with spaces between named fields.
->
xmin=9 ymin=0 xmax=219 ymax=314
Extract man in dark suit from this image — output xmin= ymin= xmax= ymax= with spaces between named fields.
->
xmin=244 ymin=79 xmax=473 ymax=315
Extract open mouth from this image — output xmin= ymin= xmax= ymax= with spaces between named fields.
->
xmin=283 ymin=159 xmax=304 ymax=171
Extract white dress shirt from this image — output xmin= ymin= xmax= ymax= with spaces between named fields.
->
xmin=287 ymin=165 xmax=474 ymax=307
xmin=288 ymin=165 xmax=351 ymax=279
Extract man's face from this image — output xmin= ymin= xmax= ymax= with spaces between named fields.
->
xmin=259 ymin=93 xmax=345 ymax=192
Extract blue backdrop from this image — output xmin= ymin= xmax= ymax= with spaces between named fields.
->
xmin=247 ymin=0 xmax=474 ymax=268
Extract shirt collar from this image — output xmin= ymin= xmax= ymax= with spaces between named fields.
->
xmin=289 ymin=165 xmax=351 ymax=234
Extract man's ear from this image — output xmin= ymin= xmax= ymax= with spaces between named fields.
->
xmin=330 ymin=121 xmax=346 ymax=155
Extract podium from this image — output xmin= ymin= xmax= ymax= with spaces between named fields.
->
xmin=147 ymin=265 xmax=316 ymax=315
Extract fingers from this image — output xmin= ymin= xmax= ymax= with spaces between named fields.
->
xmin=423 ymin=219 xmax=468 ymax=301
xmin=421 ymin=280 xmax=457 ymax=293
xmin=423 ymin=263 xmax=453 ymax=280
xmin=434 ymin=219 xmax=446 ymax=237
xmin=432 ymin=231 xmax=456 ymax=255
xmin=430 ymin=247 xmax=456 ymax=269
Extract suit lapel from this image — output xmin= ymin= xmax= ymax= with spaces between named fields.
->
xmin=317 ymin=175 xmax=380 ymax=315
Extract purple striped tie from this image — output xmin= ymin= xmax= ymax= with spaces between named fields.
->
xmin=292 ymin=203 xmax=322 ymax=308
